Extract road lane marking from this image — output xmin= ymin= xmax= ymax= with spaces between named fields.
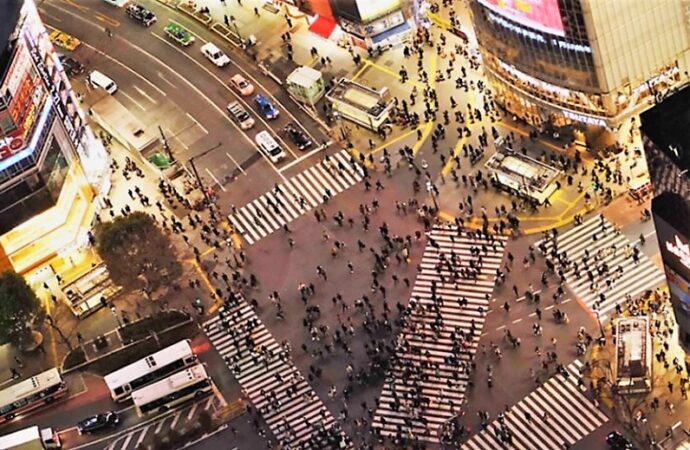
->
xmin=155 ymin=418 xmax=166 ymax=433
xmin=204 ymin=395 xmax=215 ymax=410
xmin=187 ymin=401 xmax=199 ymax=421
xmin=170 ymin=411 xmax=182 ymax=429
xmin=40 ymin=11 xmax=62 ymax=22
xmin=226 ymin=152 xmax=247 ymax=174
xmin=57 ymin=0 xmax=89 ymax=12
xmin=94 ymin=11 xmax=120 ymax=27
xmin=119 ymin=90 xmax=146 ymax=110
xmin=78 ymin=41 xmax=166 ymax=97
xmin=120 ymin=432 xmax=134 ymax=449
xmin=278 ymin=145 xmax=325 ymax=172
xmin=133 ymin=85 xmax=158 ymax=104
xmin=156 ymin=71 xmax=177 ymax=89
xmin=205 ymin=167 xmax=227 ymax=191
xmin=186 ymin=112 xmax=209 ymax=134
xmin=512 ymin=318 xmax=523 ymax=324
xmin=150 ymin=32 xmax=299 ymax=159
xmin=134 ymin=425 xmax=150 ymax=448
xmin=149 ymin=33 xmax=285 ymax=181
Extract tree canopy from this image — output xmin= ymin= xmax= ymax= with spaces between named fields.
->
xmin=95 ymin=212 xmax=182 ymax=293
xmin=0 ymin=270 xmax=42 ymax=346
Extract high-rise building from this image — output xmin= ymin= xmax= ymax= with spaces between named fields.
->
xmin=641 ymin=85 xmax=690 ymax=349
xmin=469 ymin=0 xmax=690 ymax=130
xmin=0 ymin=0 xmax=109 ymax=279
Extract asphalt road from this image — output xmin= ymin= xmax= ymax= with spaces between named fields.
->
xmin=39 ymin=0 xmax=331 ymax=209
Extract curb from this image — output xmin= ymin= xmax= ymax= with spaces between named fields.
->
xmin=61 ymin=312 xmax=193 ymax=374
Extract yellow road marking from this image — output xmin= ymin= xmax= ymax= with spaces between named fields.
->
xmin=351 ymin=63 xmax=368 ymax=81
xmin=188 ymin=259 xmax=223 ymax=314
xmin=94 ymin=12 xmax=121 ymax=28
xmin=59 ymin=0 xmax=90 ymax=12
xmin=370 ymin=125 xmax=425 ymax=155
xmin=44 ymin=296 xmax=59 ymax=367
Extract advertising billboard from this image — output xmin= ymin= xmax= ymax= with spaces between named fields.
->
xmin=479 ymin=0 xmax=565 ymax=36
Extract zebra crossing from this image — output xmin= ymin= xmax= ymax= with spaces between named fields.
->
xmin=541 ymin=214 xmax=666 ymax=319
xmin=462 ymin=360 xmax=608 ymax=450
xmin=229 ymin=149 xmax=365 ymax=245
xmin=203 ymin=302 xmax=349 ymax=449
xmin=372 ymin=226 xmax=507 ymax=443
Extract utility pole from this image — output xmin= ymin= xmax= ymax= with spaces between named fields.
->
xmin=188 ymin=142 xmax=223 ymax=207
xmin=158 ymin=125 xmax=176 ymax=165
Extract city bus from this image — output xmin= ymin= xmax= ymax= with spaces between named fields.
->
xmin=0 ymin=368 xmax=67 ymax=423
xmin=614 ymin=316 xmax=652 ymax=394
xmin=0 ymin=426 xmax=60 ymax=449
xmin=131 ymin=364 xmax=213 ymax=417
xmin=104 ymin=340 xmax=197 ymax=402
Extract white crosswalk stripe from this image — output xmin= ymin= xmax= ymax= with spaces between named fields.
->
xmin=540 ymin=215 xmax=666 ymax=319
xmin=462 ymin=360 xmax=608 ymax=450
xmin=203 ymin=303 xmax=350 ymax=449
xmin=229 ymin=150 xmax=365 ymax=245
xmin=372 ymin=226 xmax=507 ymax=444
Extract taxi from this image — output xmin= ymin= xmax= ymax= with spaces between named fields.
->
xmin=49 ymin=30 xmax=81 ymax=51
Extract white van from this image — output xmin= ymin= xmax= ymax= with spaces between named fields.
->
xmin=88 ymin=70 xmax=117 ymax=94
xmin=255 ymin=131 xmax=285 ymax=163
xmin=201 ymin=42 xmax=230 ymax=67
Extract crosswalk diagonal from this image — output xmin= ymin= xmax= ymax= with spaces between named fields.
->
xmin=229 ymin=150 xmax=365 ymax=245
xmin=539 ymin=214 xmax=666 ymax=319
xmin=203 ymin=302 xmax=350 ymax=449
xmin=372 ymin=226 xmax=507 ymax=444
xmin=461 ymin=360 xmax=608 ymax=450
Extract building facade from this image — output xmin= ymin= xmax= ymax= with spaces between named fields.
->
xmin=469 ymin=0 xmax=690 ymax=130
xmin=0 ymin=0 xmax=109 ymax=279
xmin=296 ymin=0 xmax=413 ymax=49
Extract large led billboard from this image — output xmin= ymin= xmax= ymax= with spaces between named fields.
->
xmin=479 ymin=0 xmax=565 ymax=36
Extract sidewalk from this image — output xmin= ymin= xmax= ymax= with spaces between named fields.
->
xmin=585 ymin=288 xmax=690 ymax=447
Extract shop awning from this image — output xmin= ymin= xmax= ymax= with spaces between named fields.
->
xmin=309 ymin=15 xmax=337 ymax=39
xmin=372 ymin=21 xmax=411 ymax=44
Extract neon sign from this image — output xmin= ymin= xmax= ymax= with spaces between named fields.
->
xmin=480 ymin=0 xmax=565 ymax=36
xmin=666 ymin=235 xmax=690 ymax=270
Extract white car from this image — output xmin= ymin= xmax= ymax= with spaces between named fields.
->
xmin=255 ymin=131 xmax=285 ymax=163
xmin=201 ymin=42 xmax=230 ymax=67
xmin=229 ymin=74 xmax=254 ymax=96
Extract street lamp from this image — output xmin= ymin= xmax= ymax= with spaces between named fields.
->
xmin=229 ymin=16 xmax=242 ymax=42
xmin=188 ymin=142 xmax=223 ymax=207
xmin=110 ymin=305 xmax=123 ymax=328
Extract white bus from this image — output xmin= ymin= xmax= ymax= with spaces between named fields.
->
xmin=104 ymin=340 xmax=197 ymax=402
xmin=131 ymin=364 xmax=213 ymax=417
xmin=614 ymin=316 xmax=652 ymax=394
xmin=0 ymin=426 xmax=60 ymax=449
xmin=0 ymin=369 xmax=67 ymax=423
xmin=101 ymin=0 xmax=129 ymax=6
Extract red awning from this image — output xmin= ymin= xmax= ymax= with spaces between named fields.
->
xmin=309 ymin=15 xmax=337 ymax=39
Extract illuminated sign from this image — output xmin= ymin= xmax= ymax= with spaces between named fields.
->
xmin=480 ymin=0 xmax=564 ymax=36
xmin=666 ymin=235 xmax=690 ymax=270
xmin=356 ymin=0 xmax=401 ymax=22
xmin=28 ymin=44 xmax=84 ymax=153
xmin=487 ymin=12 xmax=591 ymax=53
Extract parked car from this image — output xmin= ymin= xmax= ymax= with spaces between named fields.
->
xmin=229 ymin=74 xmax=254 ymax=96
xmin=227 ymin=101 xmax=254 ymax=130
xmin=283 ymin=122 xmax=312 ymax=150
xmin=59 ymin=55 xmax=85 ymax=76
xmin=49 ymin=30 xmax=81 ymax=51
xmin=606 ymin=431 xmax=634 ymax=450
xmin=77 ymin=411 xmax=120 ymax=435
xmin=201 ymin=42 xmax=230 ymax=67
xmin=164 ymin=21 xmax=195 ymax=46
xmin=126 ymin=3 xmax=157 ymax=26
xmin=254 ymin=94 xmax=279 ymax=120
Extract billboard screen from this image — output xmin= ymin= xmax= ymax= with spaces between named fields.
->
xmin=479 ymin=0 xmax=565 ymax=36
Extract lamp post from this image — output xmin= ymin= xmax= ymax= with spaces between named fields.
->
xmin=188 ymin=142 xmax=223 ymax=207
xmin=110 ymin=305 xmax=123 ymax=328
xmin=229 ymin=15 xmax=242 ymax=42
xmin=158 ymin=125 xmax=176 ymax=165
